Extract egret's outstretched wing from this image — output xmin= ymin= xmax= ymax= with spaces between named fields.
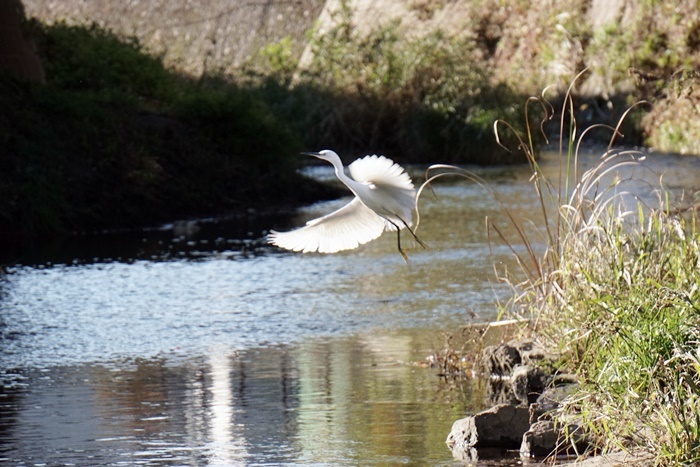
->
xmin=268 ymin=198 xmax=386 ymax=254
xmin=349 ymin=155 xmax=416 ymax=228
xmin=348 ymin=155 xmax=414 ymax=190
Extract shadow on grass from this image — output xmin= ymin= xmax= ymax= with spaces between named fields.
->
xmin=1 ymin=21 xmax=530 ymax=239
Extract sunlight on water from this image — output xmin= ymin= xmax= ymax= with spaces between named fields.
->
xmin=0 ymin=150 xmax=698 ymax=465
xmin=0 ymin=247 xmax=507 ymax=369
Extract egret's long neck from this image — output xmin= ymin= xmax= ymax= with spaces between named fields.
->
xmin=329 ymin=158 xmax=363 ymax=194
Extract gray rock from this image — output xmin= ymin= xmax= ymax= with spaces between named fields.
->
xmin=452 ymin=338 xmax=586 ymax=461
xmin=510 ymin=338 xmax=549 ymax=366
xmin=529 ymin=383 xmax=580 ymax=422
xmin=520 ymin=419 xmax=589 ymax=459
xmin=480 ymin=343 xmax=521 ymax=375
xmin=485 ymin=377 xmax=519 ymax=406
xmin=446 ymin=404 xmax=531 ymax=454
xmin=480 ymin=339 xmax=552 ymax=376
xmin=520 ymin=420 xmax=560 ymax=457
xmin=511 ymin=365 xmax=548 ymax=405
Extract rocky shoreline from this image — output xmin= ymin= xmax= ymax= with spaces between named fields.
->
xmin=445 ymin=338 xmax=651 ymax=465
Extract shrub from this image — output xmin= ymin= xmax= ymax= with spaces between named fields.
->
xmin=258 ymin=6 xmax=527 ymax=163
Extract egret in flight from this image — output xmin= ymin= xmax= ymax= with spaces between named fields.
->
xmin=268 ymin=150 xmax=426 ymax=262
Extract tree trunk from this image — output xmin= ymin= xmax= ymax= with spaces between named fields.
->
xmin=0 ymin=0 xmax=45 ymax=82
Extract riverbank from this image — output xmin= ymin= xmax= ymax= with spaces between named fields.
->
xmin=529 ymin=181 xmax=700 ymax=464
xmin=2 ymin=11 xmax=529 ymax=239
xmin=22 ymin=0 xmax=700 ymax=156
xmin=438 ymin=92 xmax=700 ymax=463
xmin=1 ymin=20 xmax=340 ymax=239
xmin=5 ymin=1 xmax=700 ymax=239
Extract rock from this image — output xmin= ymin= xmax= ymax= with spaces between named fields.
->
xmin=529 ymin=383 xmax=580 ymax=423
xmin=486 ymin=377 xmax=519 ymax=406
xmin=510 ymin=338 xmax=549 ymax=366
xmin=520 ymin=420 xmax=559 ymax=457
xmin=511 ymin=365 xmax=548 ymax=405
xmin=480 ymin=343 xmax=521 ymax=375
xmin=446 ymin=404 xmax=531 ymax=454
xmin=450 ymin=338 xmax=585 ymax=462
xmin=480 ymin=338 xmax=552 ymax=376
xmin=520 ymin=419 xmax=589 ymax=459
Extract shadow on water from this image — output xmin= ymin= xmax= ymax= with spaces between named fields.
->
xmin=0 ymin=209 xmax=293 ymax=267
xmin=0 ymin=150 xmax=698 ymax=465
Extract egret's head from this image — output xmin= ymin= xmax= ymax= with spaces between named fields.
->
xmin=302 ymin=149 xmax=339 ymax=163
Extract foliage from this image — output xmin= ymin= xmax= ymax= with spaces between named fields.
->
xmin=0 ymin=22 xmax=329 ymax=238
xmin=550 ymin=208 xmax=700 ymax=463
xmin=37 ymin=22 xmax=177 ymax=104
xmin=3 ymin=10 xmax=541 ymax=238
xmin=494 ymin=83 xmax=700 ymax=462
xmin=262 ymin=6 xmax=526 ymax=163
xmin=257 ymin=36 xmax=298 ymax=83
xmin=640 ymin=69 xmax=700 ymax=155
xmin=422 ymin=74 xmax=700 ymax=461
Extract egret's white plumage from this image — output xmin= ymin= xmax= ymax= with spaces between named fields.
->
xmin=268 ymin=150 xmax=426 ymax=260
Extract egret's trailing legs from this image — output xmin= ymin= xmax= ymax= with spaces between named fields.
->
xmin=387 ymin=218 xmax=428 ymax=263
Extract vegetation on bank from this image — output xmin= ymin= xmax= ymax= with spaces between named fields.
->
xmin=471 ymin=87 xmax=700 ymax=463
xmin=2 ymin=12 xmax=529 ymax=238
xmin=543 ymin=196 xmax=700 ymax=463
xmin=5 ymin=0 xmax=700 ymax=240
xmin=438 ymin=0 xmax=700 ymax=155
xmin=249 ymin=8 xmax=526 ymax=164
xmin=1 ymin=22 xmax=324 ymax=238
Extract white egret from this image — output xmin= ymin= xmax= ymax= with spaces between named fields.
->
xmin=268 ymin=150 xmax=426 ymax=262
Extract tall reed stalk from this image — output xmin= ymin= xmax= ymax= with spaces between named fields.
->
xmin=420 ymin=75 xmax=700 ymax=462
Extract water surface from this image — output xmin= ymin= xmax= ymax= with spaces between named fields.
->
xmin=1 ymin=149 xmax=698 ymax=465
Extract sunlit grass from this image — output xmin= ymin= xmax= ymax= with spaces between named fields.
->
xmin=423 ymin=74 xmax=700 ymax=462
xmin=514 ymin=82 xmax=700 ymax=463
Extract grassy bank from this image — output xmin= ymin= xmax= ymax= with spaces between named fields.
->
xmin=490 ymin=90 xmax=700 ymax=462
xmin=2 ymin=16 xmax=528 ymax=238
xmin=542 ymin=198 xmax=700 ymax=463
xmin=252 ymin=8 xmax=527 ymax=164
xmin=23 ymin=0 xmax=700 ymax=156
xmin=1 ymin=22 xmax=332 ymax=238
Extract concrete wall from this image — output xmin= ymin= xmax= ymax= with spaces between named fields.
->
xmin=23 ymin=0 xmax=325 ymax=77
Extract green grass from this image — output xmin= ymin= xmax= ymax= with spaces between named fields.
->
xmin=2 ymin=16 xmax=532 ymax=239
xmin=424 ymin=78 xmax=700 ymax=462
xmin=500 ymin=86 xmax=700 ymax=462
xmin=543 ymin=205 xmax=700 ymax=463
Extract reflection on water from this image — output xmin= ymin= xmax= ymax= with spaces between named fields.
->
xmin=0 ymin=336 xmax=480 ymax=465
xmin=0 ymin=150 xmax=698 ymax=465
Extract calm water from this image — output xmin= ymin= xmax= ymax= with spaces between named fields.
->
xmin=1 ymin=150 xmax=698 ymax=465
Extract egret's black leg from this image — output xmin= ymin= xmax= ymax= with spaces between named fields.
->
xmin=400 ymin=219 xmax=428 ymax=250
xmin=387 ymin=220 xmax=409 ymax=263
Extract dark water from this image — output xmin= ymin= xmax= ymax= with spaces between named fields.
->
xmin=1 ymin=150 xmax=698 ymax=465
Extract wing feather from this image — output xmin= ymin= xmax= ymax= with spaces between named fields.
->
xmin=349 ymin=155 xmax=415 ymax=228
xmin=268 ymin=198 xmax=386 ymax=253
xmin=348 ymin=155 xmax=414 ymax=190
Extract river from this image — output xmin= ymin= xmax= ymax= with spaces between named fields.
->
xmin=1 ymin=149 xmax=698 ymax=465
